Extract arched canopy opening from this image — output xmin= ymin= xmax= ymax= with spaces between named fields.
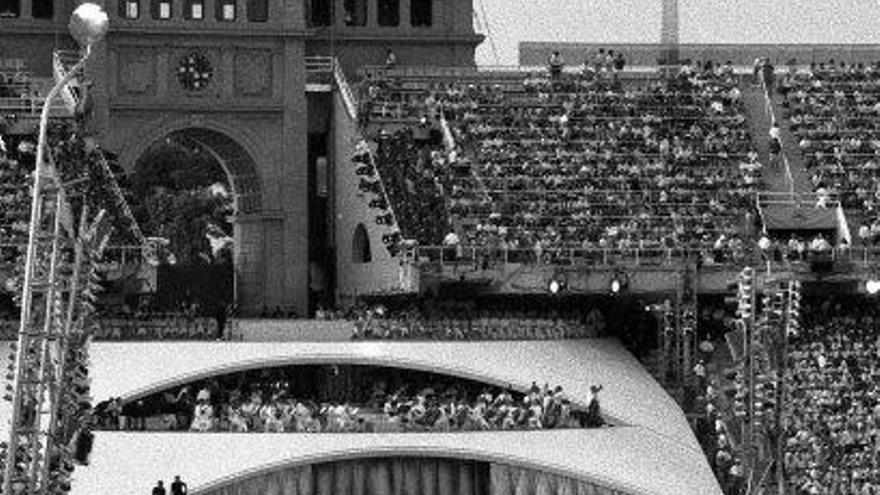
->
xmin=196 ymin=453 xmax=637 ymax=495
xmin=93 ymin=362 xmax=602 ymax=433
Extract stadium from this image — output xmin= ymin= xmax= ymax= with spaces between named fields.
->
xmin=0 ymin=0 xmax=879 ymax=494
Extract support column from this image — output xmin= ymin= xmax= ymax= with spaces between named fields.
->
xmin=19 ymin=0 xmax=31 ymax=19
xmin=660 ymin=0 xmax=680 ymax=66
xmin=278 ymin=38 xmax=310 ymax=315
xmin=334 ymin=0 xmax=345 ymax=27
xmin=367 ymin=0 xmax=377 ymax=26
xmin=399 ymin=0 xmax=410 ymax=28
xmin=234 ymin=217 xmax=266 ymax=313
xmin=205 ymin=0 xmax=216 ymax=23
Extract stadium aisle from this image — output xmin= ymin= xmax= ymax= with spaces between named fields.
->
xmin=771 ymin=97 xmax=813 ymax=194
xmin=743 ymin=84 xmax=790 ymax=194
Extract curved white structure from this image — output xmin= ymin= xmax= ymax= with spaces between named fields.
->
xmin=74 ymin=338 xmax=723 ymax=495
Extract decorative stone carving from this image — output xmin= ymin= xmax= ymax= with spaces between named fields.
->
xmin=235 ymin=50 xmax=272 ymax=97
xmin=169 ymin=48 xmax=221 ymax=98
xmin=119 ymin=48 xmax=155 ymax=95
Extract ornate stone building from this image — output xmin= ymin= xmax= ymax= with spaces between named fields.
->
xmin=0 ymin=0 xmax=482 ymax=314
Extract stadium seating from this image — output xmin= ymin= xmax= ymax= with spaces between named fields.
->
xmin=360 ymin=62 xmax=759 ymax=265
xmin=782 ymin=62 xmax=880 ymax=241
xmin=783 ymin=295 xmax=880 ymax=495
xmin=93 ymin=315 xmax=218 ymax=341
xmin=352 ymin=302 xmax=601 ymax=340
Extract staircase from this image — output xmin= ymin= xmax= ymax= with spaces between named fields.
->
xmin=768 ymin=97 xmax=813 ymax=194
xmin=742 ymin=84 xmax=790 ymax=194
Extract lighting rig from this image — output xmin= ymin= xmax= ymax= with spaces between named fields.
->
xmin=0 ymin=5 xmax=113 ymax=494
xmin=728 ymin=267 xmax=801 ymax=495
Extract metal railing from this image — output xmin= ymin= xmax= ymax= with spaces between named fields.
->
xmin=305 ymin=56 xmax=334 ymax=73
xmin=757 ymin=191 xmax=839 ymax=209
xmin=332 ymin=59 xmax=358 ymax=121
xmin=412 ymin=245 xmax=748 ymax=268
xmin=413 ymin=244 xmax=880 ymax=268
xmin=0 ymin=96 xmax=69 ymax=116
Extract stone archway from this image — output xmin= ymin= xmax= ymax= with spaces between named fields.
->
xmin=114 ymin=119 xmax=297 ymax=315
xmin=131 ymin=127 xmax=260 ymax=313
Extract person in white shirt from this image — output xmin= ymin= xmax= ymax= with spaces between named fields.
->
xmin=190 ymin=400 xmax=214 ymax=432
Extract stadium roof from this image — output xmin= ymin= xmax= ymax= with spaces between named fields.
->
xmin=476 ymin=0 xmax=880 ymax=66
xmin=79 ymin=338 xmax=722 ymax=495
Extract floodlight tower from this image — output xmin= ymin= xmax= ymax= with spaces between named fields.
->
xmin=1 ymin=5 xmax=108 ymax=494
xmin=660 ymin=0 xmax=680 ymax=69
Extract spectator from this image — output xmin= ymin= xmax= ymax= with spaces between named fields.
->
xmin=152 ymin=481 xmax=166 ymax=495
xmin=171 ymin=476 xmax=187 ymax=495
xmin=385 ymin=48 xmax=396 ymax=69
xmin=548 ymin=50 xmax=564 ymax=79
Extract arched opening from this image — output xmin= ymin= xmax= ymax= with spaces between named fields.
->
xmin=92 ymin=362 xmax=601 ymax=433
xmin=119 ymin=127 xmax=261 ymax=325
xmin=206 ymin=457 xmax=493 ymax=495
xmin=352 ymin=223 xmax=372 ymax=263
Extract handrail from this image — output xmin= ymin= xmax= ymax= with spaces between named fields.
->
xmin=756 ymin=191 xmax=839 ymax=209
xmin=359 ymin=64 xmax=755 ymax=80
xmin=450 ymin=185 xmax=754 ymax=194
xmin=304 ymin=56 xmax=334 ymax=73
xmin=0 ymin=96 xmax=69 ymax=115
xmin=412 ymin=245 xmax=748 ymax=268
xmin=332 ymin=59 xmax=358 ymax=121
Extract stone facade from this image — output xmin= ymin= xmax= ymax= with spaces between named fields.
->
xmin=0 ymin=0 xmax=482 ymax=315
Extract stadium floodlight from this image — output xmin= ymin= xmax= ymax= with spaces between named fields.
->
xmin=69 ymin=3 xmax=109 ymax=48
xmin=867 ymin=280 xmax=880 ymax=295
xmin=610 ymin=279 xmax=621 ymax=294
xmin=3 ymin=5 xmax=108 ymax=495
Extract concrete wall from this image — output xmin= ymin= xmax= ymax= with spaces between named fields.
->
xmin=332 ymin=91 xmax=411 ymax=306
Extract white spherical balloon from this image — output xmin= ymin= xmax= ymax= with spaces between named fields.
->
xmin=69 ymin=3 xmax=109 ymax=47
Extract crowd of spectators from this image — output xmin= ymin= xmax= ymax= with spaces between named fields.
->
xmin=0 ymin=131 xmax=33 ymax=251
xmin=359 ymin=60 xmax=759 ymax=264
xmin=784 ymin=295 xmax=880 ymax=494
xmin=694 ymin=369 xmax=746 ymax=495
xmin=351 ymin=301 xmax=602 ymax=340
xmin=371 ymin=126 xmax=453 ymax=245
xmin=92 ymin=314 xmax=218 ymax=341
xmin=782 ymin=61 xmax=880 ymax=232
xmin=94 ymin=366 xmax=605 ymax=434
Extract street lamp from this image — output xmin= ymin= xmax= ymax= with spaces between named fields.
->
xmin=3 ymin=4 xmax=108 ymax=495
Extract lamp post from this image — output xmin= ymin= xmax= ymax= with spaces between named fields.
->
xmin=2 ymin=4 xmax=107 ymax=495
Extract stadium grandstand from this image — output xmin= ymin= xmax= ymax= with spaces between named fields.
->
xmin=2 ymin=1 xmax=880 ymax=495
